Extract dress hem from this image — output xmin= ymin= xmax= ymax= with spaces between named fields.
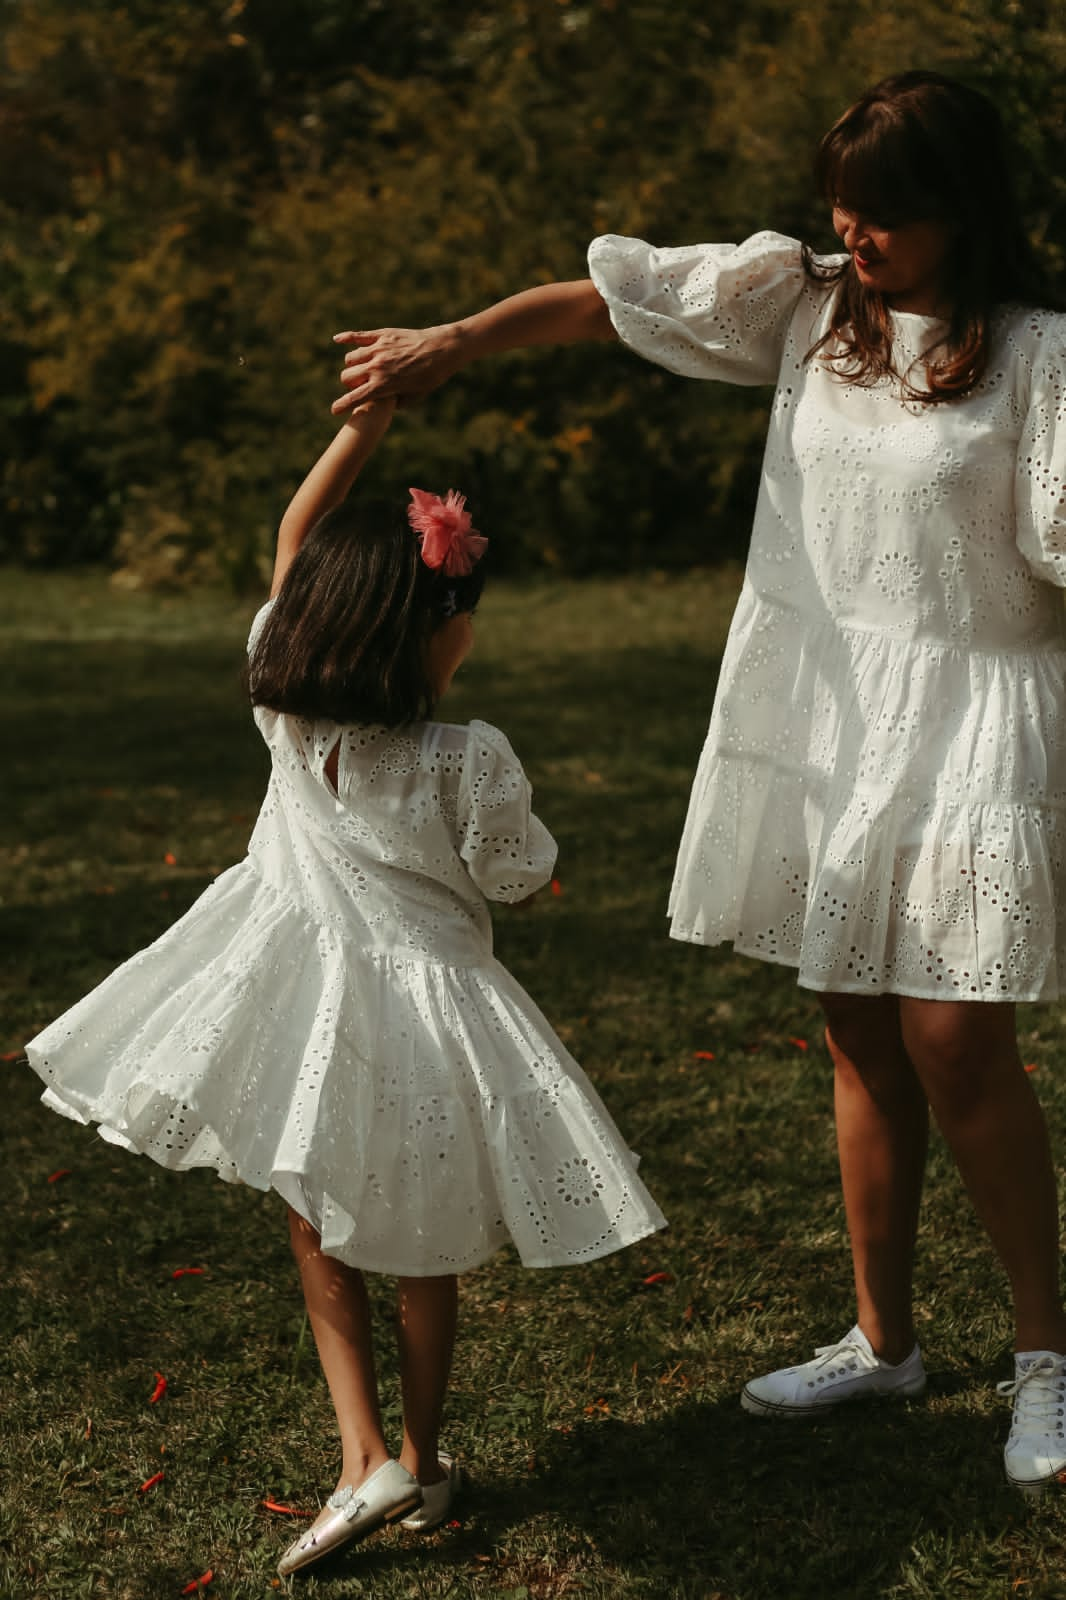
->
xmin=666 ymin=925 xmax=1055 ymax=1004
xmin=32 ymin=1076 xmax=667 ymax=1276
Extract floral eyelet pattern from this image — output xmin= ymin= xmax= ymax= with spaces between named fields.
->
xmin=591 ymin=230 xmax=1066 ymax=1001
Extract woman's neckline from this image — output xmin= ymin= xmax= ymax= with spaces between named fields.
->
xmin=887 ymin=305 xmax=948 ymax=325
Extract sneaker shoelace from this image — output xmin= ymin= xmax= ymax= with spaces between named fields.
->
xmin=809 ymin=1334 xmax=880 ymax=1374
xmin=996 ymin=1356 xmax=1066 ymax=1435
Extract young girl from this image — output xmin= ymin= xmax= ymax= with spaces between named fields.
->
xmin=24 ymin=396 xmax=666 ymax=1576
xmin=329 ymin=71 xmax=1066 ymax=1491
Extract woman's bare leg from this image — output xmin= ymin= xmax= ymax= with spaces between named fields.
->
xmin=899 ymin=999 xmax=1066 ymax=1354
xmin=822 ymin=992 xmax=930 ymax=1364
xmin=288 ymin=1206 xmax=391 ymax=1488
xmin=396 ymin=1275 xmax=458 ymax=1486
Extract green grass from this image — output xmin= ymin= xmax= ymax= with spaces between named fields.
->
xmin=3 ymin=568 xmax=1066 ymax=1600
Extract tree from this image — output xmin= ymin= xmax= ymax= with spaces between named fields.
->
xmin=3 ymin=0 xmax=1065 ymax=583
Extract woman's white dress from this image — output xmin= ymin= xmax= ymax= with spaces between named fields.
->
xmin=589 ymin=230 xmax=1066 ymax=1002
xmin=25 ymin=603 xmax=666 ymax=1274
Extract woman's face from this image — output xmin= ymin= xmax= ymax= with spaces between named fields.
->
xmin=832 ymin=205 xmax=954 ymax=315
xmin=426 ymin=610 xmax=474 ymax=698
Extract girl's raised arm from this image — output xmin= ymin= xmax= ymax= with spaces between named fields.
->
xmin=331 ymin=279 xmax=614 ymax=414
xmin=271 ymin=396 xmax=396 ymax=596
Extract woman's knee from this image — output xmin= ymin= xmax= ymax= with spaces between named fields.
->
xmin=899 ymin=998 xmax=1020 ymax=1117
xmin=820 ymin=992 xmax=902 ymax=1070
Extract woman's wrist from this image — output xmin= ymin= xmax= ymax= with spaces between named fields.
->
xmin=436 ymin=319 xmax=473 ymax=373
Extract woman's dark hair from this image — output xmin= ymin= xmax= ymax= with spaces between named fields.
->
xmin=804 ymin=70 xmax=1056 ymax=400
xmin=248 ymin=498 xmax=485 ymax=726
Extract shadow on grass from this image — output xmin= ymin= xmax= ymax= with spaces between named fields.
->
xmin=283 ymin=1391 xmax=1045 ymax=1600
xmin=18 ymin=601 xmax=1065 ymax=1597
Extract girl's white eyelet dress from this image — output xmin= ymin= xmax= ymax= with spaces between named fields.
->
xmin=589 ymin=230 xmax=1066 ymax=1002
xmin=25 ymin=601 xmax=666 ymax=1275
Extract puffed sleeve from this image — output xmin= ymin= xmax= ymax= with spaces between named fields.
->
xmin=456 ymin=720 xmax=557 ymax=902
xmin=588 ymin=229 xmax=807 ymax=386
xmin=1016 ymin=315 xmax=1066 ymax=586
xmin=246 ymin=597 xmax=276 ymax=655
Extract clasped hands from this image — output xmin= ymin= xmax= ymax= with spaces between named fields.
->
xmin=330 ymin=324 xmax=462 ymax=415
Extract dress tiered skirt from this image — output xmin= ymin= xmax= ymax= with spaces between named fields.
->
xmin=26 ymin=863 xmax=666 ymax=1274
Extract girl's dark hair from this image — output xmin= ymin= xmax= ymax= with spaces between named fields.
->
xmin=248 ymin=498 xmax=485 ymax=726
xmin=804 ymin=70 xmax=1056 ymax=400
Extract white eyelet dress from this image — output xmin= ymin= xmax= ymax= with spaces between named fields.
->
xmin=589 ymin=230 xmax=1066 ymax=1001
xmin=25 ymin=602 xmax=666 ymax=1274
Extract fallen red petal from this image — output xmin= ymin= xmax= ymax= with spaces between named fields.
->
xmin=642 ymin=1270 xmax=673 ymax=1286
xmin=261 ymin=1498 xmax=311 ymax=1517
xmin=1024 ymin=1062 xmax=1038 ymax=1073
xmin=789 ymin=1037 xmax=809 ymax=1051
xmin=149 ymin=1372 xmax=167 ymax=1404
xmin=164 ymin=852 xmax=177 ymax=866
xmin=47 ymin=1169 xmax=72 ymax=1184
xmin=180 ymin=1571 xmax=213 ymax=1595
xmin=550 ymin=878 xmax=563 ymax=896
xmin=171 ymin=1267 xmax=205 ymax=1279
xmin=693 ymin=1050 xmax=715 ymax=1061
xmin=2 ymin=1049 xmax=23 ymax=1061
xmin=138 ymin=1471 xmax=164 ymax=1494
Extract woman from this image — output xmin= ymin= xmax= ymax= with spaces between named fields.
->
xmin=330 ymin=71 xmax=1066 ymax=1490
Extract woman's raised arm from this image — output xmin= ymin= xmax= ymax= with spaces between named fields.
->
xmin=331 ymin=279 xmax=614 ymax=413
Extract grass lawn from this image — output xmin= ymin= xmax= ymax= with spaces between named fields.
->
xmin=3 ymin=568 xmax=1066 ymax=1600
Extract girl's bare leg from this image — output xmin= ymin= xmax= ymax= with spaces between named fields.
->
xmin=396 ymin=1275 xmax=458 ymax=1486
xmin=288 ymin=1206 xmax=391 ymax=1489
xmin=899 ymin=999 xmax=1066 ymax=1355
xmin=822 ymin=992 xmax=930 ymax=1364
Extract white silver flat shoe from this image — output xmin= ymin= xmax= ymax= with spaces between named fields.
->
xmin=277 ymin=1460 xmax=422 ymax=1576
xmin=399 ymin=1453 xmax=460 ymax=1532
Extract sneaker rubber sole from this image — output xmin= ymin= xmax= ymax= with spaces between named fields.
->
xmin=740 ymin=1373 xmax=927 ymax=1417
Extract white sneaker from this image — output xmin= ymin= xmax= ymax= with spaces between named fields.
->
xmin=741 ymin=1324 xmax=926 ymax=1417
xmin=998 ymin=1351 xmax=1066 ymax=1492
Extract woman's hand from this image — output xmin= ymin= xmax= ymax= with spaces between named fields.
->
xmin=331 ymin=282 xmax=613 ymax=414
xmin=331 ymin=324 xmax=463 ymax=414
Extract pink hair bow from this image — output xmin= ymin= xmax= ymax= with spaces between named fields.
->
xmin=407 ymin=487 xmax=487 ymax=577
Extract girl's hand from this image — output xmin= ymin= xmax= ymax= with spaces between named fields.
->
xmin=331 ymin=324 xmax=463 ymax=414
xmin=341 ymin=394 xmax=398 ymax=436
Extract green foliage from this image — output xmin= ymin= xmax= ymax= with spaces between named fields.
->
xmin=2 ymin=1 xmax=1066 ymax=584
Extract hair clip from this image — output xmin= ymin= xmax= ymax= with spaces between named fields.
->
xmin=407 ymin=488 xmax=487 ymax=577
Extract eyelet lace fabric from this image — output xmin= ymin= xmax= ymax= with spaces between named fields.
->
xmin=26 ymin=602 xmax=666 ymax=1274
xmin=589 ymin=230 xmax=1066 ymax=1000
